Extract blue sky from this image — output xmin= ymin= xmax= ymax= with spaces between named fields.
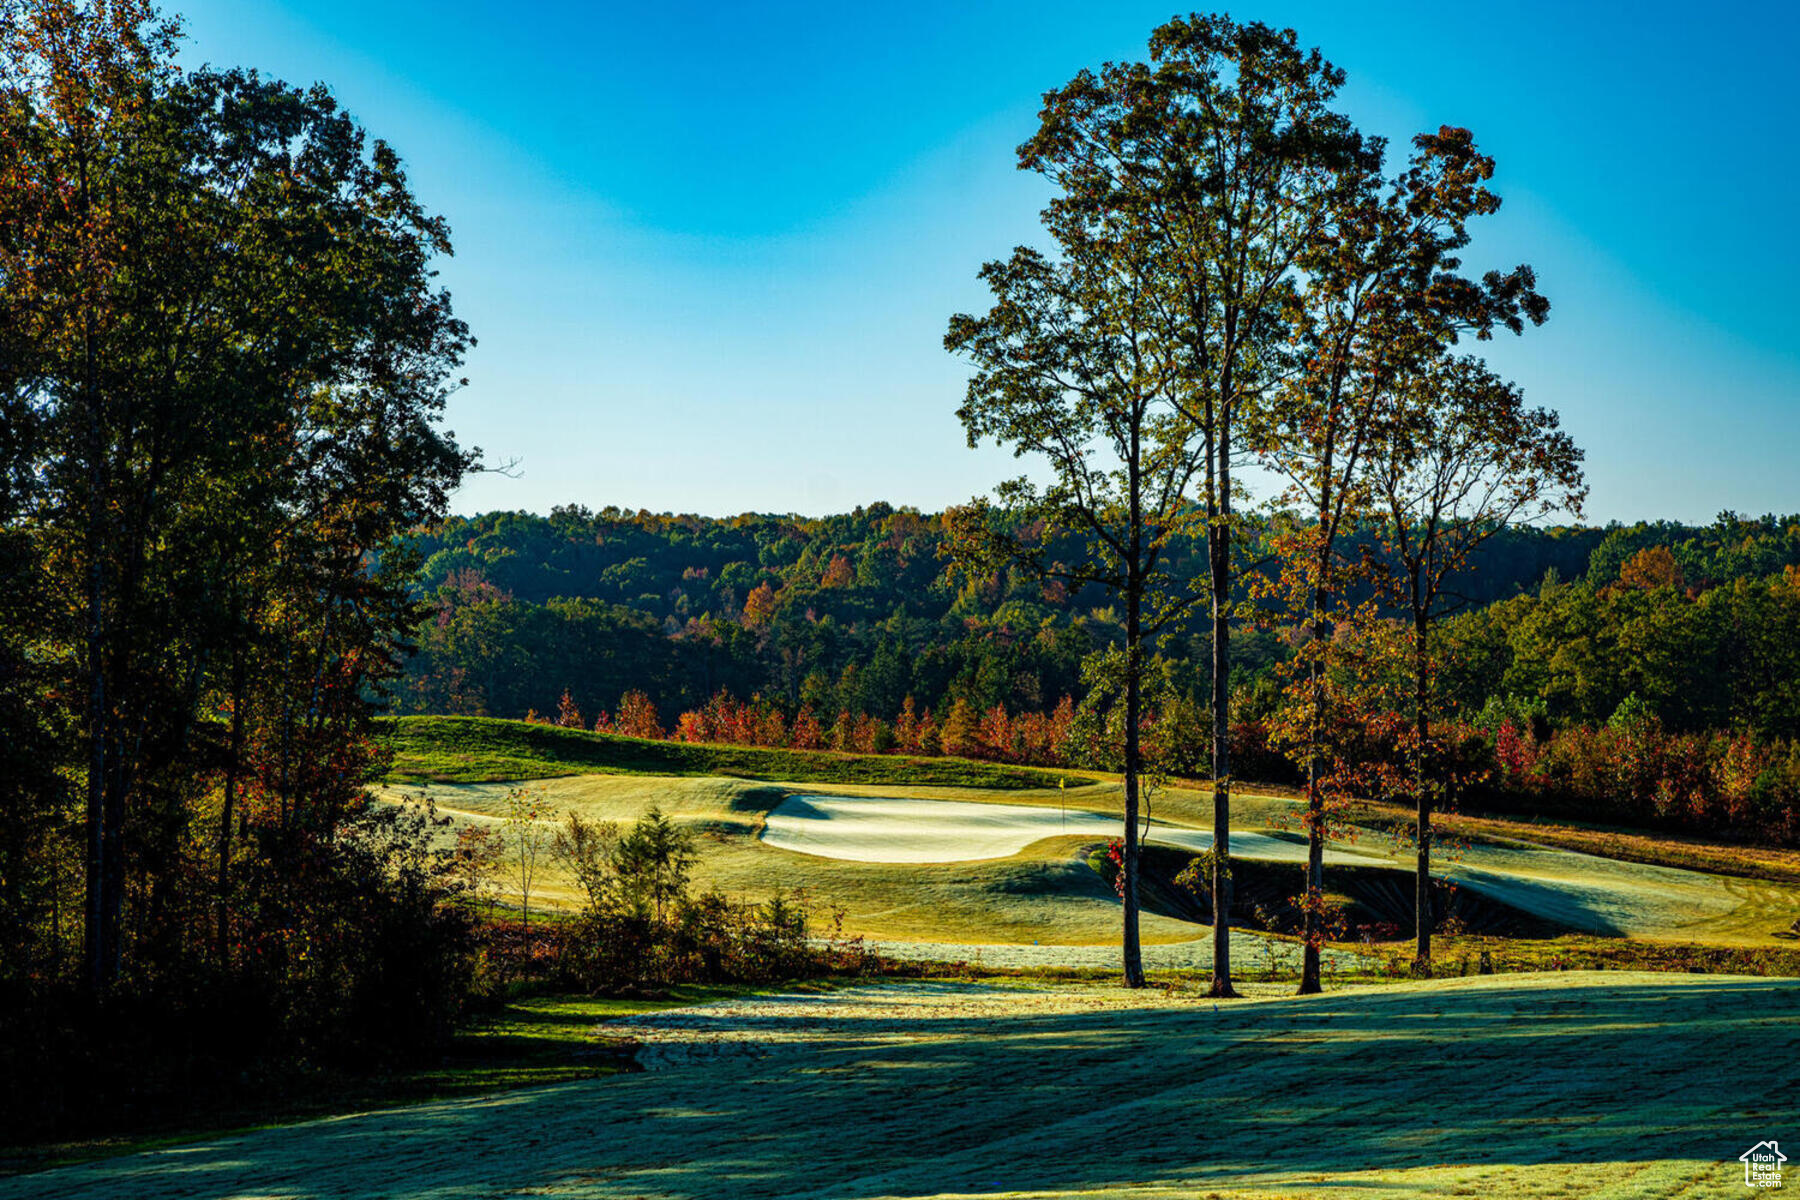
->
xmin=176 ymin=1 xmax=1800 ymax=524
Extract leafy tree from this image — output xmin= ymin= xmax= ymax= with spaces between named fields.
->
xmin=939 ymin=697 xmax=979 ymax=758
xmin=1368 ymin=353 xmax=1584 ymax=967
xmin=449 ymin=823 xmax=505 ymax=919
xmin=741 ymin=581 xmax=779 ymax=629
xmin=946 ymin=233 xmax=1207 ymax=989
xmin=1618 ymin=545 xmax=1683 ymax=592
xmin=792 ymin=704 xmax=826 ymax=749
xmin=616 ymin=689 xmax=664 ymax=740
xmin=613 ymin=807 xmax=696 ymax=923
xmin=552 ymin=812 xmax=621 ymax=912
xmin=1018 ymin=13 xmax=1366 ymax=997
xmin=0 ymin=0 xmax=473 ymax=989
xmin=1262 ymin=125 xmax=1547 ymax=994
xmin=502 ymin=786 xmax=554 ymax=937
xmin=821 ymin=554 xmax=854 ymax=589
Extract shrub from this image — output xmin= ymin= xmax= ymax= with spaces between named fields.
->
xmin=0 ymin=799 xmax=476 ymax=1143
xmin=544 ymin=808 xmax=871 ymax=993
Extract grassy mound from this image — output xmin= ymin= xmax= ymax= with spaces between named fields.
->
xmin=1121 ymin=844 xmax=1572 ymax=939
xmin=378 ymin=714 xmax=1093 ymax=789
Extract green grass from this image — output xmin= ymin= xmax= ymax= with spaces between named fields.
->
xmin=1350 ymin=795 xmax=1800 ymax=886
xmin=1359 ymin=932 xmax=1800 ymax=977
xmin=0 ymin=984 xmax=759 ymax=1178
xmin=380 ymin=714 xmax=1800 ymax=952
xmin=18 ymin=972 xmax=1797 ymax=1197
xmin=379 ymin=714 xmax=1093 ymax=790
xmin=403 ymin=770 xmax=1800 ymax=950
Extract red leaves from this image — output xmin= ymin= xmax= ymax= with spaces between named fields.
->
xmin=1105 ymin=837 xmax=1127 ymax=898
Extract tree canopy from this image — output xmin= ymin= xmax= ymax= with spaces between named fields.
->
xmin=0 ymin=0 xmax=474 ymax=1000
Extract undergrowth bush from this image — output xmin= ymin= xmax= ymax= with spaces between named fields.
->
xmin=489 ymin=805 xmax=880 ymax=995
xmin=0 ymin=801 xmax=476 ymax=1145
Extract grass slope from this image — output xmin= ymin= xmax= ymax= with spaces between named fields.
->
xmin=17 ymin=973 xmax=1794 ymax=1198
xmin=381 ymin=715 xmax=1800 ymax=950
xmin=389 ymin=773 xmax=1208 ymax=945
xmin=1351 ymin=795 xmax=1800 ymax=885
xmin=380 ymin=714 xmax=1092 ymax=790
xmin=0 ymin=986 xmax=746 ymax=1177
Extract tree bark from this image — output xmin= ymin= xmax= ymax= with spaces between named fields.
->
xmin=83 ymin=534 xmax=108 ymax=992
xmin=1121 ymin=570 xmax=1146 ymax=989
xmin=1298 ymin=748 xmax=1325 ymax=994
xmin=1207 ymin=486 xmax=1237 ymax=998
xmin=1298 ymin=582 xmax=1330 ymax=997
xmin=78 ymin=142 xmax=117 ymax=992
xmin=217 ymin=641 xmax=246 ymax=965
xmin=1413 ymin=610 xmax=1432 ymax=969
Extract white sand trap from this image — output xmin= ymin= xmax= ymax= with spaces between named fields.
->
xmin=760 ymin=794 xmax=1375 ymax=865
xmin=761 ymin=794 xmax=1789 ymax=941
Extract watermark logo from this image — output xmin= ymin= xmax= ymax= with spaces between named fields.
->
xmin=1740 ymin=1140 xmax=1787 ymax=1188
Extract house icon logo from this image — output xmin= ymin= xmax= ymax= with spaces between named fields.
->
xmin=1740 ymin=1140 xmax=1787 ymax=1188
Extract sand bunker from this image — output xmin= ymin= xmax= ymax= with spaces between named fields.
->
xmin=756 ymin=795 xmax=1797 ymax=942
xmin=760 ymin=793 xmax=1370 ymax=865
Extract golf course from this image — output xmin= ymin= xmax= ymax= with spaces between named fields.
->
xmin=9 ymin=715 xmax=1796 ymax=1198
xmin=6 ymin=2 xmax=1798 ymax=1196
xmin=380 ymin=717 xmax=1800 ymax=960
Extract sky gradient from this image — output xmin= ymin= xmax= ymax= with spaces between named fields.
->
xmin=177 ymin=1 xmax=1800 ymax=525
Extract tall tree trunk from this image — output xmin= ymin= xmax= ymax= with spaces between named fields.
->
xmin=102 ymin=728 xmax=127 ymax=983
xmin=1297 ymin=585 xmax=1329 ymax=996
xmin=1206 ymin=316 xmax=1238 ymax=1000
xmin=79 ymin=144 xmax=116 ymax=992
xmin=1298 ymin=749 xmax=1325 ymax=994
xmin=1413 ymin=610 xmax=1432 ymax=969
xmin=217 ymin=641 xmax=246 ymax=965
xmin=1121 ymin=570 xmax=1146 ymax=989
xmin=83 ymin=550 xmax=108 ymax=992
xmin=1207 ymin=473 xmax=1237 ymax=998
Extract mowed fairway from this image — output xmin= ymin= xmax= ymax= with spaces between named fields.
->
xmin=11 ymin=972 xmax=1793 ymax=1199
xmin=382 ymin=774 xmax=1247 ymax=946
xmin=386 ymin=770 xmax=1800 ymax=953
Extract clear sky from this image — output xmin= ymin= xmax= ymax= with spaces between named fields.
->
xmin=175 ymin=0 xmax=1800 ymax=525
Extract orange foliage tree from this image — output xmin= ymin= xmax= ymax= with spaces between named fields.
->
xmin=615 ymin=690 xmax=664 ymax=740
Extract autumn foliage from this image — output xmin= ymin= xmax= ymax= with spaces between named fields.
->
xmin=534 ymin=687 xmax=1800 ymax=848
xmin=1486 ymin=718 xmax=1800 ymax=844
xmin=535 ymin=689 xmax=1081 ymax=768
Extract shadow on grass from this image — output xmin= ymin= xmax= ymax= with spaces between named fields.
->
xmin=12 ymin=973 xmax=1795 ymax=1199
xmin=1441 ymin=864 xmax=1632 ymax=936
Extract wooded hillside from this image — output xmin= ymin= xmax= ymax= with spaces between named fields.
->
xmin=394 ymin=506 xmax=1800 ymax=738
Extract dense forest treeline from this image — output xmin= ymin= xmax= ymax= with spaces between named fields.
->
xmin=395 ymin=505 xmax=1800 ymax=740
xmin=0 ymin=1 xmax=490 ymax=1140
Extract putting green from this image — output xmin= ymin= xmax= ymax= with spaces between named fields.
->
xmin=16 ymin=972 xmax=1795 ymax=1198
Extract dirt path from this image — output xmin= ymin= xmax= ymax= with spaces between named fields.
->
xmin=8 ymin=972 xmax=1794 ymax=1199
